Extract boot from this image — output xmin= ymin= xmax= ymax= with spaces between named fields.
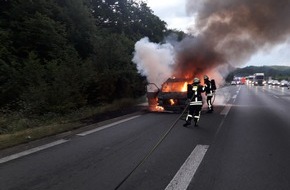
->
xmin=183 ymin=121 xmax=191 ymax=127
xmin=194 ymin=119 xmax=198 ymax=127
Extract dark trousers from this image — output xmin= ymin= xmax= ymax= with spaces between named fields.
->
xmin=207 ymin=96 xmax=213 ymax=111
xmin=186 ymin=105 xmax=202 ymax=124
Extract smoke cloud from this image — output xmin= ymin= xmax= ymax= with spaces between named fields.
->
xmin=186 ymin=0 xmax=290 ymax=66
xmin=132 ymin=37 xmax=175 ymax=88
xmin=133 ymin=0 xmax=290 ymax=88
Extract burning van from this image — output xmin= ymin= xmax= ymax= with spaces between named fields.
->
xmin=146 ymin=77 xmax=190 ymax=112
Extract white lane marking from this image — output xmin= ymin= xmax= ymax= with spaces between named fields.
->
xmin=273 ymin=95 xmax=279 ymax=99
xmin=233 ymin=94 xmax=237 ymax=103
xmin=220 ymin=104 xmax=232 ymax=116
xmin=0 ymin=139 xmax=68 ymax=164
xmin=77 ymin=115 xmax=141 ymax=136
xmin=165 ymin=145 xmax=209 ymax=190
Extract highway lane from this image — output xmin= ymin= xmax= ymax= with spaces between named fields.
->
xmin=0 ymin=110 xmax=223 ymax=188
xmin=2 ymin=84 xmax=288 ymax=190
xmin=0 ymin=86 xmax=236 ymax=190
xmin=188 ymin=85 xmax=290 ymax=190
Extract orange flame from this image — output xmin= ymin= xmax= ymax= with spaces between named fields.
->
xmin=169 ymin=99 xmax=175 ymax=105
xmin=154 ymin=106 xmax=164 ymax=112
xmin=162 ymin=81 xmax=190 ymax=93
xmin=181 ymin=82 xmax=188 ymax=92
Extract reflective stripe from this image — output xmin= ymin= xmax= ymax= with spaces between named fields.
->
xmin=197 ymin=111 xmax=201 ymax=121
xmin=194 ymin=116 xmax=200 ymax=119
xmin=190 ymin=102 xmax=203 ymax=105
xmin=186 ymin=114 xmax=192 ymax=121
xmin=207 ymin=100 xmax=212 ymax=107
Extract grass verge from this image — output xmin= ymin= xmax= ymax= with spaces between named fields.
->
xmin=0 ymin=98 xmax=145 ymax=150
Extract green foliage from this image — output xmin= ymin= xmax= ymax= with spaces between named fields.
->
xmin=0 ymin=0 xmax=163 ymax=117
xmin=56 ymin=0 xmax=100 ymax=59
xmin=91 ymin=0 xmax=167 ymax=42
xmin=18 ymin=52 xmax=97 ymax=114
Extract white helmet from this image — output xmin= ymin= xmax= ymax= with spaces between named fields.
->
xmin=193 ymin=78 xmax=200 ymax=84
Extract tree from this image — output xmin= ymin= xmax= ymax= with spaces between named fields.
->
xmin=0 ymin=0 xmax=164 ymax=114
xmin=90 ymin=0 xmax=167 ymax=42
xmin=55 ymin=0 xmax=100 ymax=59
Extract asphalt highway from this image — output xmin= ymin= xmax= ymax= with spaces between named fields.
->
xmin=0 ymin=84 xmax=290 ymax=190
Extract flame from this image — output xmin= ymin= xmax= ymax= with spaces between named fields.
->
xmin=154 ymin=106 xmax=165 ymax=112
xmin=161 ymin=80 xmax=190 ymax=93
xmin=181 ymin=82 xmax=188 ymax=92
xmin=148 ymin=103 xmax=165 ymax=112
xmin=169 ymin=99 xmax=175 ymax=105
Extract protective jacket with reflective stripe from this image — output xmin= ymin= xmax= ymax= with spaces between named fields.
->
xmin=187 ymin=83 xmax=204 ymax=105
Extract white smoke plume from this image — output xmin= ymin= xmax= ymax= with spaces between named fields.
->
xmin=132 ymin=37 xmax=176 ymax=88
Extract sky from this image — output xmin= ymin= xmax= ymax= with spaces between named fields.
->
xmin=145 ymin=0 xmax=290 ymax=68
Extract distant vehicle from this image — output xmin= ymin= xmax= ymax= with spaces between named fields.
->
xmin=267 ymin=80 xmax=274 ymax=85
xmin=253 ymin=73 xmax=265 ymax=86
xmin=233 ymin=76 xmax=245 ymax=85
xmin=231 ymin=81 xmax=237 ymax=85
xmin=247 ymin=75 xmax=254 ymax=85
xmin=272 ymin=80 xmax=280 ymax=86
xmin=240 ymin=77 xmax=246 ymax=85
xmin=280 ymin=80 xmax=289 ymax=87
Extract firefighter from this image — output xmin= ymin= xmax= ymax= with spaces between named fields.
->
xmin=204 ymin=75 xmax=216 ymax=113
xmin=183 ymin=78 xmax=205 ymax=127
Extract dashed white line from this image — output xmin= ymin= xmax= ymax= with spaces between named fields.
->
xmin=77 ymin=115 xmax=141 ymax=136
xmin=273 ymin=95 xmax=279 ymax=99
xmin=0 ymin=115 xmax=141 ymax=164
xmin=165 ymin=145 xmax=209 ymax=190
xmin=0 ymin=139 xmax=68 ymax=164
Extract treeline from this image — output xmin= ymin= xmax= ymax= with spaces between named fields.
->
xmin=226 ymin=66 xmax=290 ymax=81
xmin=0 ymin=0 xmax=179 ymax=115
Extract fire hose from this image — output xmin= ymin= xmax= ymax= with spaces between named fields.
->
xmin=114 ymin=88 xmax=216 ymax=189
xmin=114 ymin=95 xmax=193 ymax=190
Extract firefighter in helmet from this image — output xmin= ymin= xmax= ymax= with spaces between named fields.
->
xmin=204 ymin=75 xmax=216 ymax=113
xmin=183 ymin=77 xmax=205 ymax=127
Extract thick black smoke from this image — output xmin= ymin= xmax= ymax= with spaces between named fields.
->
xmin=174 ymin=0 xmax=290 ymax=77
xmin=133 ymin=0 xmax=290 ymax=88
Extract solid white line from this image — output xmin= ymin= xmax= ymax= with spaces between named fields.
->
xmin=0 ymin=139 xmax=68 ymax=164
xmin=220 ymin=104 xmax=232 ymax=116
xmin=165 ymin=145 xmax=209 ymax=190
xmin=77 ymin=115 xmax=141 ymax=136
